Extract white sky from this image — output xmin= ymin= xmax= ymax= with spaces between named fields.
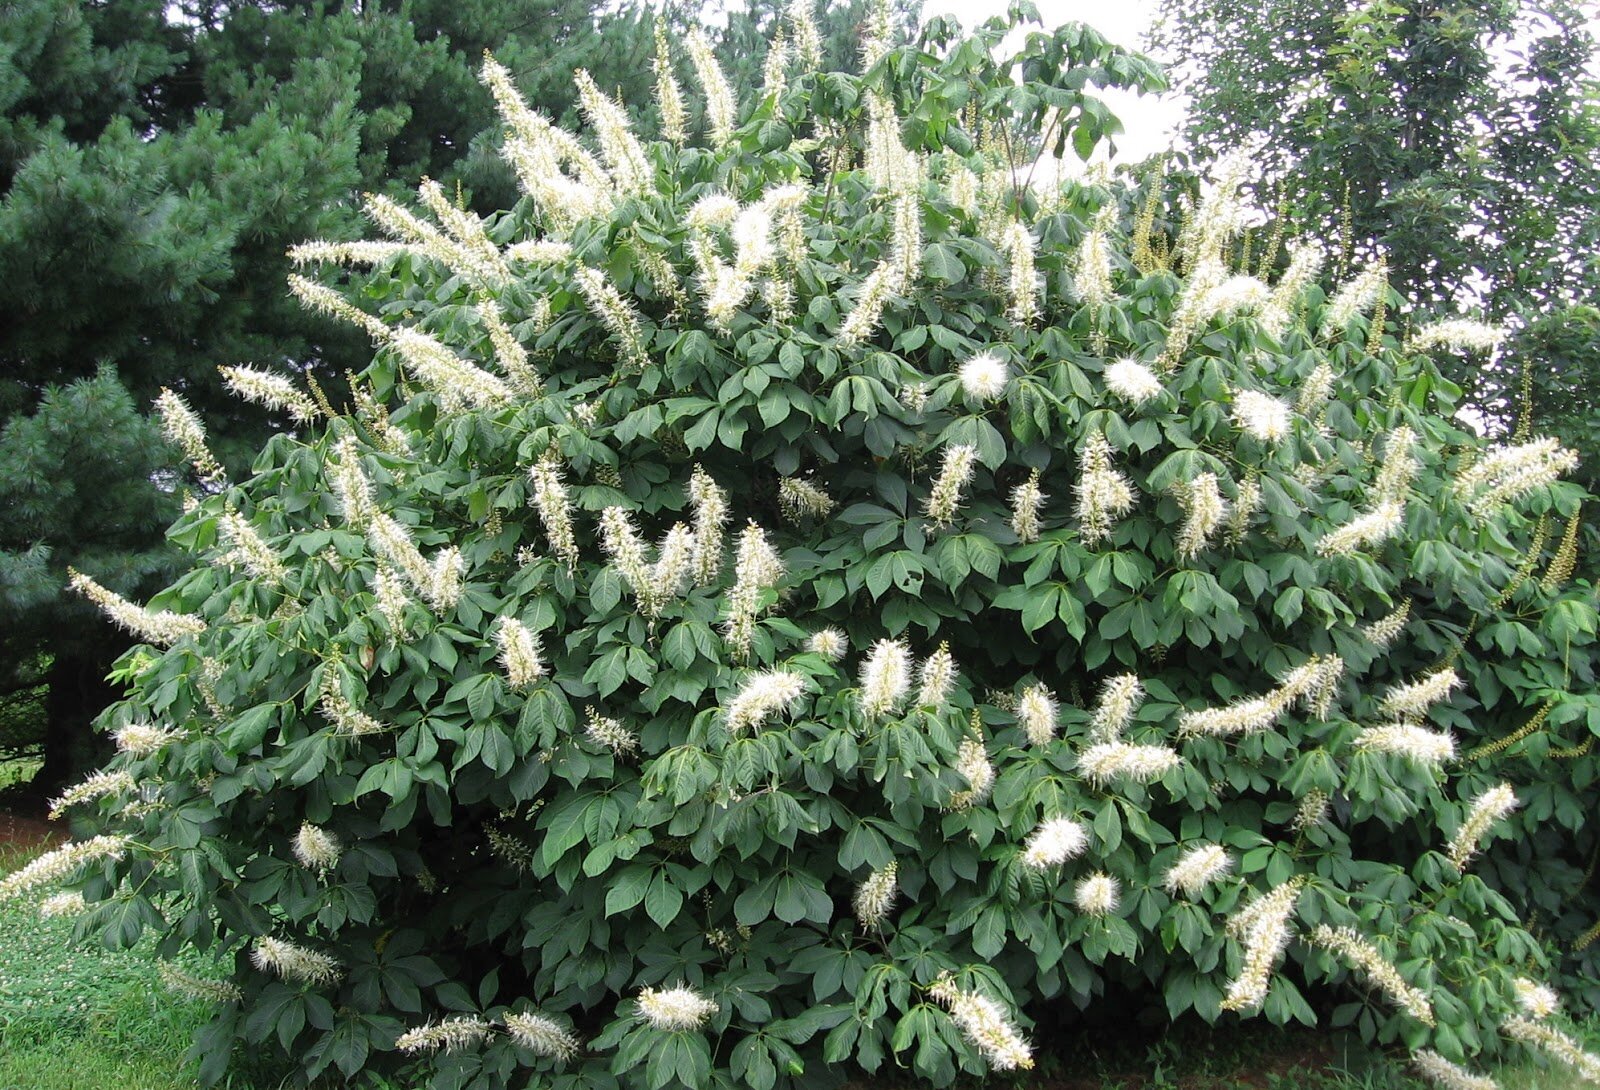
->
xmin=921 ymin=0 xmax=1187 ymax=167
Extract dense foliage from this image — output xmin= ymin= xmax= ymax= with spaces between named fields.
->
xmin=0 ymin=0 xmax=887 ymax=786
xmin=16 ymin=7 xmax=1600 ymax=1090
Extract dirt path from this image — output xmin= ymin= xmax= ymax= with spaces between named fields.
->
xmin=0 ymin=809 xmax=62 ymax=851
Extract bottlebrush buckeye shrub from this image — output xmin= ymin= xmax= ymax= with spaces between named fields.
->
xmin=21 ymin=9 xmax=1600 ymax=1090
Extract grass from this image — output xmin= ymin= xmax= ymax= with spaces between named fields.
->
xmin=1 ymin=823 xmax=1596 ymax=1090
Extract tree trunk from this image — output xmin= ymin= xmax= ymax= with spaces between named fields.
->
xmin=33 ymin=648 xmax=118 ymax=798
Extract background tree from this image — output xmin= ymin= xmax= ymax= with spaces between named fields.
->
xmin=1148 ymin=0 xmax=1600 ymax=470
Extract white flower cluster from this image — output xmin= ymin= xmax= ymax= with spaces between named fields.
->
xmin=1020 ymin=817 xmax=1087 ymax=869
xmin=0 ymin=835 xmax=128 ymax=902
xmin=219 ymin=365 xmax=320 ymax=425
xmin=637 ymin=984 xmax=719 ymax=1032
xmin=1308 ymin=925 xmax=1434 ymax=1025
xmin=958 ymin=352 xmax=1008 ymax=401
xmin=807 ymin=627 xmax=847 ymax=661
xmin=250 ymin=936 xmax=344 ymax=986
xmin=1361 ymin=600 xmax=1411 ymax=648
xmin=1075 ymin=432 xmax=1137 ymax=546
xmin=158 ymin=962 xmax=243 ymax=1004
xmin=1078 ymin=741 xmax=1182 ymax=786
xmin=1010 ymin=470 xmax=1045 ymax=544
xmin=854 ymin=862 xmax=899 ymax=926
xmin=651 ymin=20 xmax=688 ymax=147
xmin=948 ymin=736 xmax=994 ymax=811
xmin=1072 ymin=219 xmax=1113 ymax=312
xmin=1406 ymin=319 xmax=1506 ymax=355
xmin=778 ymin=477 xmax=835 ymax=524
xmin=574 ymin=267 xmax=651 ymax=372
xmin=725 ymin=669 xmax=807 ymax=735
xmin=396 ymin=1017 xmax=492 ymax=1054
xmin=585 ymin=707 xmax=639 ymax=756
xmin=925 ymin=444 xmax=978 ymax=527
xmin=49 ymin=770 xmax=136 ymax=820
xmin=1512 ymin=977 xmax=1560 ymax=1020
xmin=688 ymin=466 xmax=729 ymax=583
xmin=1001 ymin=220 xmax=1040 ymax=326
xmin=724 ymin=524 xmax=784 ymax=661
xmin=1453 ymin=438 xmax=1579 ymax=519
xmin=598 ymin=506 xmax=694 ymax=618
xmin=1164 ymin=844 xmax=1232 ymax=899
xmin=113 ymin=722 xmax=181 ymax=757
xmin=69 ymin=569 xmax=206 ymax=648
xmin=1104 ymin=358 xmax=1163 ymax=405
xmin=154 ymin=387 xmax=225 ymax=483
xmin=219 ymin=511 xmax=286 ymax=583
xmin=916 ymin=644 xmax=958 ymax=707
xmin=1015 ymin=683 xmax=1058 ymax=746
xmin=1175 ymin=472 xmax=1229 ymax=561
xmin=319 ymin=672 xmax=386 ymax=737
xmin=1259 ymin=245 xmax=1323 ymax=338
xmin=293 ymin=823 xmax=342 ymax=875
xmin=287 ymin=239 xmax=405 ymax=268
xmin=573 ymin=70 xmax=652 ymax=196
xmin=1232 ymin=389 xmax=1292 ymax=443
xmin=859 ymin=639 xmax=912 ymax=720
xmin=1445 ymin=783 xmax=1517 ymax=870
xmin=505 ymin=1011 xmax=582 ymax=1060
xmin=1354 ymin=722 xmax=1456 ymax=768
xmin=495 ymin=618 xmax=546 ymax=689
xmin=368 ymin=513 xmax=464 ymax=614
xmin=1411 ymin=1049 xmax=1500 ymax=1090
xmin=1075 ymin=873 xmax=1121 ymax=916
xmin=389 ymin=326 xmax=513 ymax=413
xmin=530 ymin=452 xmax=580 ymax=570
xmin=1221 ymin=879 xmax=1304 ymax=1012
xmin=1379 ymin=668 xmax=1461 ymax=720
xmin=1089 ymin=674 xmax=1144 ymax=742
xmin=1178 ymin=657 xmax=1335 ymax=739
xmin=476 ymin=301 xmax=542 ymax=396
xmin=1321 ymin=261 xmax=1388 ymax=335
xmin=928 ymin=975 xmax=1035 ymax=1071
xmin=1502 ymin=1016 xmax=1600 ymax=1082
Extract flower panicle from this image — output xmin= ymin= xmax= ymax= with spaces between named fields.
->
xmin=293 ymin=823 xmax=342 ymax=875
xmin=219 ymin=365 xmax=321 ymax=425
xmin=725 ymin=670 xmax=807 ymax=735
xmin=496 ymin=618 xmax=546 ymax=689
xmin=0 ymin=835 xmax=129 ymax=902
xmin=49 ymin=770 xmax=136 ymax=820
xmin=1010 ymin=470 xmax=1046 ymax=544
xmin=638 ymin=984 xmax=719 ymax=1032
xmin=250 ymin=935 xmax=344 ymax=986
xmin=1308 ymin=925 xmax=1434 ymax=1025
xmin=154 ymin=388 xmax=225 ymax=484
xmin=854 ymin=861 xmax=899 ymax=926
xmin=917 ymin=643 xmax=958 ymax=708
xmin=1164 ymin=844 xmax=1232 ymax=898
xmin=396 ymin=1017 xmax=492 ymax=1054
xmin=1078 ymin=741 xmax=1182 ymax=786
xmin=504 ymin=1010 xmax=582 ymax=1060
xmin=68 ymin=569 xmax=206 ymax=648
xmin=928 ymin=974 xmax=1034 ymax=1072
xmin=1446 ymin=783 xmax=1517 ymax=870
xmin=925 ymin=444 xmax=978 ymax=527
xmin=1020 ymin=817 xmax=1087 ymax=868
xmin=1411 ymin=1050 xmax=1499 ymax=1090
xmin=859 ymin=639 xmax=913 ymax=720
xmin=158 ymin=962 xmax=243 ymax=1004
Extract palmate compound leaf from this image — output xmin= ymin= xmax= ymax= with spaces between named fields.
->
xmin=35 ymin=7 xmax=1600 ymax=1090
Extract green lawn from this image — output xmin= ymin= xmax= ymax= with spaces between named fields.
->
xmin=0 ymin=833 xmax=1593 ymax=1090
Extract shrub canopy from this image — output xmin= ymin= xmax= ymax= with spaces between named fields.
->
xmin=16 ymin=7 xmax=1600 ymax=1090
